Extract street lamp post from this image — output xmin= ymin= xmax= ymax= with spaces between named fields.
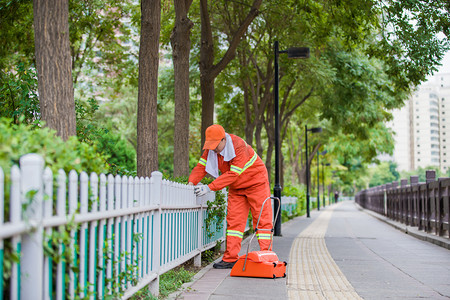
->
xmin=305 ymin=125 xmax=322 ymax=218
xmin=322 ymin=162 xmax=330 ymax=207
xmin=317 ymin=150 xmax=327 ymax=210
xmin=273 ymin=41 xmax=309 ymax=236
xmin=316 ymin=150 xmax=320 ymax=211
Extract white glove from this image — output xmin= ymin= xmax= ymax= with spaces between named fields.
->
xmin=194 ymin=185 xmax=210 ymax=196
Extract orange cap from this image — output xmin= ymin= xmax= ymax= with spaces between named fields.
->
xmin=203 ymin=124 xmax=226 ymax=150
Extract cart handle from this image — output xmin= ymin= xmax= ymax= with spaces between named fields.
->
xmin=243 ymin=196 xmax=281 ymax=271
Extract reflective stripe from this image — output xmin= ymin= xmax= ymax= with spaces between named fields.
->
xmin=256 ymin=233 xmax=272 ymax=240
xmin=226 ymin=230 xmax=243 ymax=238
xmin=230 ymin=165 xmax=242 ymax=175
xmin=199 ymin=158 xmax=207 ymax=166
xmin=230 ymin=152 xmax=258 ymax=175
xmin=242 ymin=152 xmax=257 ymax=173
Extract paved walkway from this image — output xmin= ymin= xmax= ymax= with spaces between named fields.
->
xmin=173 ymin=201 xmax=450 ymax=299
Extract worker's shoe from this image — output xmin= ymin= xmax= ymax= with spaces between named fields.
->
xmin=213 ymin=260 xmax=236 ymax=269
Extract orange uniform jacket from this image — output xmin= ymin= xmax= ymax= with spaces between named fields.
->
xmin=188 ymin=134 xmax=269 ymax=190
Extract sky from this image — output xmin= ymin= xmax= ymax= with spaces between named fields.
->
xmin=437 ymin=51 xmax=450 ymax=74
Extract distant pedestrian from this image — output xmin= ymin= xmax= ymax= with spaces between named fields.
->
xmin=188 ymin=124 xmax=273 ymax=269
xmin=334 ymin=191 xmax=339 ymax=203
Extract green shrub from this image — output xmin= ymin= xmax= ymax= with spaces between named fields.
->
xmin=95 ymin=129 xmax=136 ymax=175
xmin=282 ymin=184 xmax=307 ymax=216
xmin=0 ymin=117 xmax=109 ymax=175
xmin=0 ymin=63 xmax=40 ymax=125
xmin=75 ymin=97 xmax=137 ymax=175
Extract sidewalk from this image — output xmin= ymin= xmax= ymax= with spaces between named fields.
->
xmin=171 ymin=201 xmax=450 ymax=299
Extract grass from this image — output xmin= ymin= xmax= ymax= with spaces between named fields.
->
xmin=158 ymin=266 xmax=196 ymax=299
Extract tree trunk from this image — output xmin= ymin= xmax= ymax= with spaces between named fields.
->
xmin=199 ymin=0 xmax=262 ymax=146
xmin=171 ymin=0 xmax=193 ymax=177
xmin=34 ymin=0 xmax=76 ymax=141
xmin=199 ymin=0 xmax=215 ymax=146
xmin=137 ymin=0 xmax=160 ymax=177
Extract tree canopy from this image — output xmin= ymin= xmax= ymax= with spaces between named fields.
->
xmin=1 ymin=0 xmax=449 ymax=192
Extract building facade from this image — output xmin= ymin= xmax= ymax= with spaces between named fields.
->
xmin=388 ymin=72 xmax=450 ymax=173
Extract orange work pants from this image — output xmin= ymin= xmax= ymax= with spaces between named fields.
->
xmin=223 ymin=182 xmax=273 ymax=262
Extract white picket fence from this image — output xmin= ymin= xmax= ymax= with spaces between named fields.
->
xmin=0 ymin=154 xmax=225 ymax=300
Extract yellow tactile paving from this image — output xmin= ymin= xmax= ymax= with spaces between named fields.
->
xmin=288 ymin=204 xmax=362 ymax=300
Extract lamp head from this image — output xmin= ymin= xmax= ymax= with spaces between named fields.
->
xmin=287 ymin=47 xmax=310 ymax=59
xmin=320 ymin=150 xmax=327 ymax=155
xmin=310 ymin=127 xmax=322 ymax=133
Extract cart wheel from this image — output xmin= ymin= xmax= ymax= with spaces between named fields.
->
xmin=284 ymin=261 xmax=288 ymax=266
xmin=273 ymin=262 xmax=277 ymax=267
xmin=273 ymin=275 xmax=276 ymax=279
xmin=283 ymin=273 xmax=286 ymax=278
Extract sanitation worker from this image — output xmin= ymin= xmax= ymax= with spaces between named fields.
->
xmin=188 ymin=124 xmax=273 ymax=269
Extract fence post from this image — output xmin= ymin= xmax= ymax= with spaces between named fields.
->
xmin=43 ymin=167 xmax=53 ymax=300
xmin=426 ymin=170 xmax=436 ymax=184
xmin=400 ymin=179 xmax=408 ymax=224
xmin=149 ymin=171 xmax=162 ymax=297
xmin=20 ymin=154 xmax=44 ymax=300
xmin=437 ymin=178 xmax=445 ymax=236
xmin=410 ymin=176 xmax=419 ymax=226
xmin=425 ymin=170 xmax=436 ymax=233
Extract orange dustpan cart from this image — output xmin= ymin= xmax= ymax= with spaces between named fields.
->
xmin=230 ymin=197 xmax=287 ymax=278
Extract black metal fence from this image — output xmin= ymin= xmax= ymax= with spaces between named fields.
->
xmin=355 ymin=170 xmax=450 ymax=239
